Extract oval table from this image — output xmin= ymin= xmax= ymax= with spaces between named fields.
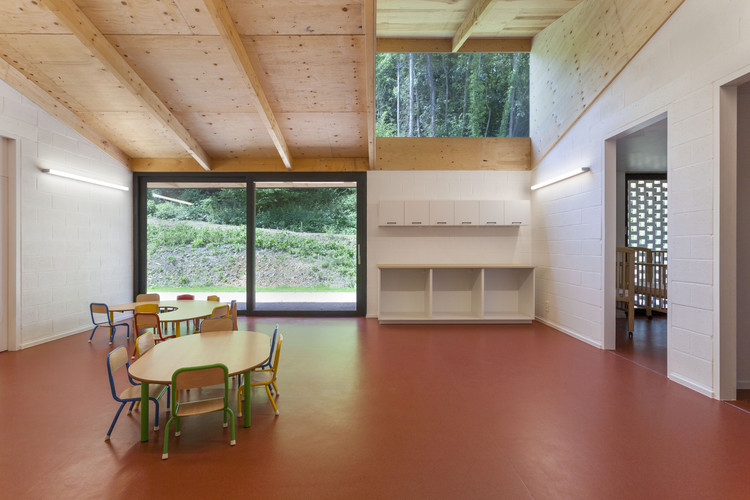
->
xmin=109 ymin=300 xmax=228 ymax=336
xmin=128 ymin=330 xmax=270 ymax=442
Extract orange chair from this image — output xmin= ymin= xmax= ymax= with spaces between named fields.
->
xmin=198 ymin=317 xmax=234 ymax=333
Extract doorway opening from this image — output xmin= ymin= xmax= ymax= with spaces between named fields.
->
xmin=606 ymin=115 xmax=668 ymax=375
xmin=0 ymin=138 xmax=9 ymax=353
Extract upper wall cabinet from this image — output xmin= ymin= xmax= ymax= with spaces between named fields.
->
xmin=378 ymin=200 xmax=404 ymax=226
xmin=379 ymin=200 xmax=529 ymax=227
xmin=404 ymin=200 xmax=430 ymax=226
xmin=504 ymin=200 xmax=531 ymax=226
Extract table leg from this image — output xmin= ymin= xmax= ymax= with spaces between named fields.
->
xmin=243 ymin=371 xmax=251 ymax=427
xmin=140 ymin=382 xmax=149 ymax=442
xmin=176 ymin=321 xmax=181 ymax=337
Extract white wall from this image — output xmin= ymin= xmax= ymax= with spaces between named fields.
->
xmin=366 ymin=170 xmax=532 ymax=316
xmin=0 ymin=79 xmax=133 ymax=349
xmin=531 ymin=0 xmax=750 ymax=396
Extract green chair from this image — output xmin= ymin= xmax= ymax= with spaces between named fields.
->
xmin=162 ymin=363 xmax=235 ymax=459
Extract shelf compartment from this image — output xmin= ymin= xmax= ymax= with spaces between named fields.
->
xmin=483 ymin=267 xmax=535 ymax=318
xmin=379 ymin=267 xmax=431 ymax=318
xmin=431 ymin=268 xmax=482 ymax=318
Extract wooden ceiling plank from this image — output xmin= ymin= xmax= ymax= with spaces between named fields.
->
xmin=38 ymin=0 xmax=212 ymax=171
xmin=0 ymin=56 xmax=130 ymax=167
xmin=203 ymin=0 xmax=293 ymax=170
xmin=364 ymin=0 xmax=376 ymax=168
xmin=452 ymin=0 xmax=500 ymax=52
xmin=377 ymin=37 xmax=532 ymax=53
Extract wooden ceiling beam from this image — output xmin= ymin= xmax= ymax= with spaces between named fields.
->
xmin=377 ymin=37 xmax=531 ymax=53
xmin=364 ymin=0 xmax=376 ymax=168
xmin=203 ymin=0 xmax=293 ymax=170
xmin=452 ymin=0 xmax=501 ymax=52
xmin=39 ymin=0 xmax=212 ymax=171
xmin=0 ymin=55 xmax=130 ymax=167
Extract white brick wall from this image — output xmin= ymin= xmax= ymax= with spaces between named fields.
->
xmin=366 ymin=170 xmax=532 ymax=316
xmin=530 ymin=0 xmax=750 ymax=395
xmin=0 ymin=79 xmax=133 ymax=348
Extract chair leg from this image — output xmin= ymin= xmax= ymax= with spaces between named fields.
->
xmin=152 ymin=398 xmax=160 ymax=431
xmin=236 ymin=386 xmax=243 ymax=416
xmin=265 ymin=385 xmax=279 ymax=415
xmin=105 ymin=402 xmax=127 ymax=440
xmin=162 ymin=414 xmax=176 ymax=460
xmin=127 ymin=400 xmax=136 ymax=414
xmin=227 ymin=407 xmax=236 ymax=445
xmin=89 ymin=325 xmax=99 ymax=343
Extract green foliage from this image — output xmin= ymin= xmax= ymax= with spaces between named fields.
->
xmin=255 ymin=187 xmax=356 ymax=234
xmin=375 ymin=52 xmax=529 ymax=138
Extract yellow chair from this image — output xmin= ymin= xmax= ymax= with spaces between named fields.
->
xmin=238 ymin=334 xmax=283 ymax=416
xmin=207 ymin=295 xmax=220 ymax=302
xmin=162 ymin=363 xmax=235 ymax=460
xmin=198 ymin=317 xmax=234 ymax=333
xmin=135 ymin=303 xmax=159 ymax=314
xmin=211 ymin=304 xmax=229 ymax=319
xmin=228 ymin=299 xmax=238 ymax=330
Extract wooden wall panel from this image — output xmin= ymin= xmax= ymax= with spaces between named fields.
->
xmin=377 ymin=38 xmax=532 ymax=53
xmin=375 ymin=137 xmax=531 ymax=170
xmin=530 ymin=0 xmax=684 ymax=163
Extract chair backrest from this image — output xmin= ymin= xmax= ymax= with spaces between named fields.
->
xmin=135 ymin=312 xmax=162 ymax=338
xmin=173 ymin=364 xmax=228 ymax=392
xmin=135 ymin=332 xmax=156 ymax=358
xmin=229 ymin=299 xmax=238 ymax=329
xmin=90 ymin=303 xmax=111 ymax=326
xmin=106 ymin=347 xmax=131 ymax=399
xmin=199 ymin=317 xmax=234 ymax=333
xmin=211 ymin=304 xmax=230 ymax=319
xmin=177 ymin=294 xmax=195 ymax=300
xmin=264 ymin=324 xmax=279 ymax=367
xmin=207 ymin=295 xmax=220 ymax=302
xmin=135 ymin=303 xmax=159 ymax=314
xmin=267 ymin=334 xmax=283 ymax=382
xmin=136 ymin=293 xmax=160 ymax=302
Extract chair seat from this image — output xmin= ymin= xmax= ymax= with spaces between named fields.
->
xmin=176 ymin=398 xmax=225 ymax=417
xmin=120 ymin=383 xmax=168 ymax=401
xmin=250 ymin=370 xmax=274 ymax=385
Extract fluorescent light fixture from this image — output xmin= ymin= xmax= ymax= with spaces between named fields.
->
xmin=41 ymin=168 xmax=129 ymax=191
xmin=530 ymin=166 xmax=591 ymax=191
xmin=152 ymin=193 xmax=193 ymax=205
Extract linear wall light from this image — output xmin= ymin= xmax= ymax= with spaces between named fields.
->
xmin=530 ymin=166 xmax=591 ymax=191
xmin=41 ymin=168 xmax=129 ymax=191
xmin=152 ymin=193 xmax=193 ymax=205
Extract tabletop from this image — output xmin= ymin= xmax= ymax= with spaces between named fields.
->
xmin=128 ymin=330 xmax=270 ymax=384
xmin=110 ymin=300 xmax=227 ymax=323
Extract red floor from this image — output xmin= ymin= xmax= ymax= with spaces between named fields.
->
xmin=3 ymin=317 xmax=750 ymax=499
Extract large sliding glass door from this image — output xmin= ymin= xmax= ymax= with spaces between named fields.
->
xmin=254 ymin=181 xmax=357 ymax=312
xmin=134 ymin=172 xmax=366 ymax=317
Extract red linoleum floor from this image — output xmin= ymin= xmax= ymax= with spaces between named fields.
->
xmin=2 ymin=317 xmax=750 ymax=499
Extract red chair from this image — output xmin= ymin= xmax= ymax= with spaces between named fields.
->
xmin=133 ymin=312 xmax=175 ymax=358
xmin=177 ymin=294 xmax=196 ymax=331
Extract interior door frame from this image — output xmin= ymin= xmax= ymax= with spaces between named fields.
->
xmin=133 ymin=171 xmax=367 ymax=318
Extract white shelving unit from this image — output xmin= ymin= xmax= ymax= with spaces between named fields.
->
xmin=378 ymin=265 xmax=535 ymax=324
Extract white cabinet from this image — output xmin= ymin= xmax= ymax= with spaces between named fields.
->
xmin=378 ymin=199 xmax=530 ymax=226
xmin=378 ymin=265 xmax=535 ymax=324
xmin=504 ymin=200 xmax=530 ymax=226
xmin=429 ymin=201 xmax=454 ymax=226
xmin=479 ymin=200 xmax=504 ymax=226
xmin=378 ymin=201 xmax=404 ymax=226
xmin=454 ymin=200 xmax=480 ymax=226
xmin=404 ymin=201 xmax=430 ymax=226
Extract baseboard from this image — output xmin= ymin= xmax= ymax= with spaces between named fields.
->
xmin=668 ymin=372 xmax=714 ymax=398
xmin=737 ymin=380 xmax=750 ymax=390
xmin=19 ymin=316 xmax=134 ymax=350
xmin=535 ymin=316 xmax=603 ymax=349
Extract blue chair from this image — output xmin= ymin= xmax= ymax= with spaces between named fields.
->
xmin=89 ymin=303 xmax=130 ymax=344
xmin=105 ymin=346 xmax=169 ymax=440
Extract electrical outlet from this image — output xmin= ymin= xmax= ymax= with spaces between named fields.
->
xmin=544 ymin=300 xmax=550 ymax=313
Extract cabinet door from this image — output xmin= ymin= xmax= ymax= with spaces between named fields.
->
xmin=404 ymin=200 xmax=429 ymax=226
xmin=429 ymin=200 xmax=454 ymax=226
xmin=378 ymin=200 xmax=404 ymax=226
xmin=504 ymin=200 xmax=530 ymax=226
xmin=479 ymin=200 xmax=505 ymax=225
xmin=454 ymin=200 xmax=480 ymax=225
